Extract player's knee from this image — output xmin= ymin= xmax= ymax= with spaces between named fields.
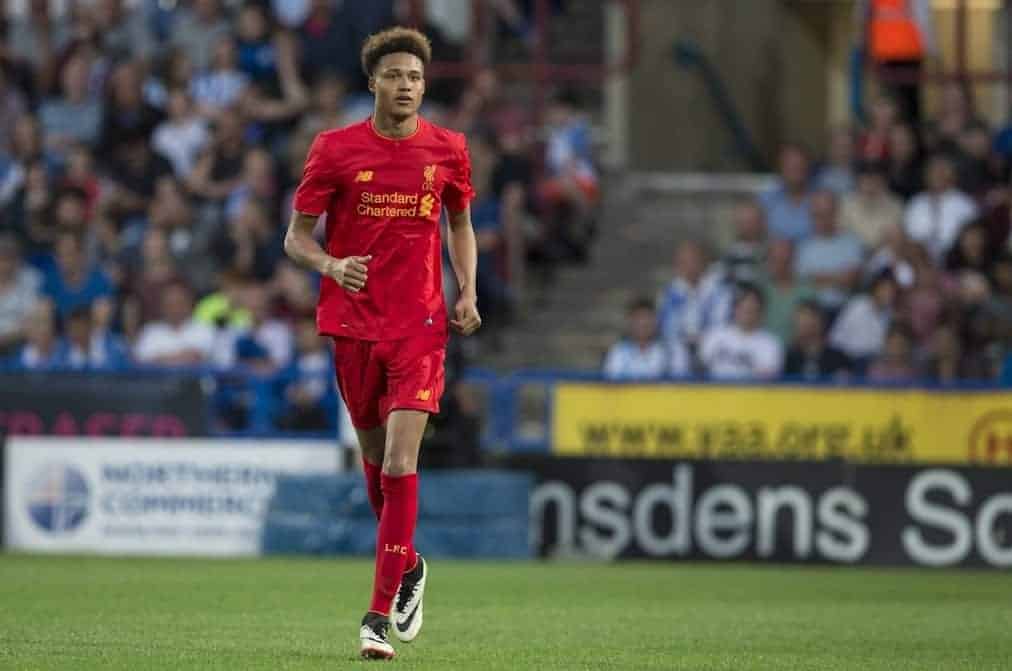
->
xmin=382 ymin=451 xmax=417 ymax=477
xmin=360 ymin=442 xmax=385 ymax=465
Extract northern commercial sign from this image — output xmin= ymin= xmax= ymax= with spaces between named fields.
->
xmin=3 ymin=438 xmax=341 ymax=556
xmin=552 ymin=384 xmax=1012 ymax=464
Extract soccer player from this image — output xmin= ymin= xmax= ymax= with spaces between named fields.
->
xmin=283 ymin=27 xmax=481 ymax=660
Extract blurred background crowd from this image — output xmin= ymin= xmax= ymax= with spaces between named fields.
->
xmin=4 ymin=0 xmax=1012 ymax=443
xmin=0 ymin=0 xmax=597 ymax=439
xmin=604 ymin=84 xmax=1012 ymax=387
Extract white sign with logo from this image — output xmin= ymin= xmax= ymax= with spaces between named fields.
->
xmin=3 ymin=438 xmax=341 ymax=557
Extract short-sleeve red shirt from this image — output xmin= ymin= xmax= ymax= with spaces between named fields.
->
xmin=293 ymin=117 xmax=474 ymax=341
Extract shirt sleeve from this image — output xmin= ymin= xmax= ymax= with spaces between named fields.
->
xmin=292 ymin=133 xmax=339 ymax=216
xmin=443 ymin=135 xmax=475 ymax=213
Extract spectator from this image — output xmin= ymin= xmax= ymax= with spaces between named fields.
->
xmin=227 ymin=283 xmax=293 ymax=373
xmin=10 ymin=161 xmax=55 ymax=258
xmin=236 ymin=3 xmax=281 ymax=88
xmin=153 ymin=88 xmax=211 ymax=178
xmin=41 ymin=232 xmax=113 ymax=319
xmin=760 ymin=143 xmax=812 ymax=242
xmin=922 ymin=323 xmax=989 ymax=384
xmin=60 ymin=302 xmax=129 ymax=371
xmin=296 ymin=72 xmax=349 ymax=136
xmin=0 ymin=234 xmax=41 ymax=357
xmin=212 ymin=199 xmax=282 ymax=281
xmin=830 ymin=271 xmax=899 ymax=362
xmin=904 ymin=154 xmax=978 ymax=262
xmin=858 ymin=95 xmax=898 ymax=163
xmin=840 ymin=161 xmax=903 ymax=249
xmin=886 ymin=122 xmax=923 ymax=200
xmin=539 ymin=89 xmax=599 ymax=263
xmin=860 ymin=0 xmax=935 ymax=124
xmin=975 ymin=255 xmax=1012 ymax=373
xmin=134 ymin=281 xmax=215 ymax=367
xmin=298 ymin=0 xmax=358 ymax=83
xmin=169 ymin=0 xmax=232 ymax=72
xmin=864 ymin=221 xmax=917 ymax=290
xmin=700 ymin=285 xmax=783 ymax=380
xmin=101 ymin=130 xmax=174 ymax=234
xmin=225 ymin=147 xmax=279 ymax=222
xmin=759 ymin=239 xmax=816 ymax=344
xmin=98 ymin=61 xmax=164 ymax=161
xmin=122 ymin=227 xmax=182 ymax=326
xmin=603 ymin=297 xmax=689 ymax=381
xmin=195 ymin=269 xmax=254 ymax=331
xmin=467 ymin=132 xmax=512 ymax=331
xmin=720 ymin=199 xmax=767 ymax=285
xmin=795 ymin=190 xmax=864 ymax=312
xmin=783 ymin=301 xmax=852 ymax=381
xmin=38 ymin=51 xmax=103 ymax=152
xmin=272 ymin=260 xmax=317 ymax=320
xmin=94 ymin=0 xmax=156 ymax=63
xmin=275 ymin=315 xmax=336 ymax=432
xmin=186 ymin=106 xmax=246 ymax=201
xmin=815 ymin=126 xmax=856 ymax=195
xmin=945 ymin=221 xmax=994 ymax=277
xmin=954 ymin=121 xmax=1000 ymax=199
xmin=923 ymin=81 xmax=977 ymax=156
xmin=192 ymin=35 xmax=250 ymax=116
xmin=0 ymin=67 xmax=29 ymax=155
xmin=657 ymin=240 xmax=732 ymax=353
xmin=13 ymin=299 xmax=62 ymax=370
xmin=7 ymin=0 xmax=69 ymax=74
xmin=866 ymin=324 xmax=918 ymax=383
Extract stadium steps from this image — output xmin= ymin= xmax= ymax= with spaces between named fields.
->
xmin=482 ymin=174 xmax=770 ymax=371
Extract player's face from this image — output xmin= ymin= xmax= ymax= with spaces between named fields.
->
xmin=370 ymin=52 xmax=425 ymax=120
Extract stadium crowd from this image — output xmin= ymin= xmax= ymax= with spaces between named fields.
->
xmin=606 ymin=86 xmax=1012 ymax=386
xmin=0 ymin=0 xmax=596 ymax=435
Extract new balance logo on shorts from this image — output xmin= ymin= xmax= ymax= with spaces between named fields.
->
xmin=415 ymin=389 xmax=431 ymax=401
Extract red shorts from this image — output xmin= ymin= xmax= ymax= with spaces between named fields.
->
xmin=332 ymin=333 xmax=448 ymax=430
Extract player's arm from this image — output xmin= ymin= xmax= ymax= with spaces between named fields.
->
xmin=283 ymin=211 xmax=371 ymax=293
xmin=446 ymin=206 xmax=481 ymax=335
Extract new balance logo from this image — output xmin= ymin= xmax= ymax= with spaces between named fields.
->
xmin=384 ymin=544 xmax=409 ymax=555
xmin=416 ymin=389 xmax=432 ymax=401
xmin=354 ymin=170 xmax=374 ymax=182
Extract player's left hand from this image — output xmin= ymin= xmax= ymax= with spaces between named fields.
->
xmin=450 ymin=294 xmax=481 ymax=336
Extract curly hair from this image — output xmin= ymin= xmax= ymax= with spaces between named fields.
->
xmin=360 ymin=26 xmax=432 ymax=78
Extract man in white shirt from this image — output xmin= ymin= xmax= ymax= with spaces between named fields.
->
xmin=700 ymin=285 xmax=783 ymax=380
xmin=829 ymin=271 xmax=898 ymax=361
xmin=904 ymin=155 xmax=978 ymax=262
xmin=603 ymin=298 xmax=689 ymax=380
xmin=134 ymin=282 xmax=215 ymax=366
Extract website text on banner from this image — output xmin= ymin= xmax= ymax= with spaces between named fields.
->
xmin=552 ymin=384 xmax=1012 ymax=464
xmin=3 ymin=438 xmax=340 ymax=557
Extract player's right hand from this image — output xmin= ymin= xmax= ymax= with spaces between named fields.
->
xmin=324 ymin=255 xmax=372 ymax=293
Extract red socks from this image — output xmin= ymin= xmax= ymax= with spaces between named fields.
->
xmin=362 ymin=458 xmax=417 ymax=572
xmin=368 ymin=472 xmax=419 ymax=615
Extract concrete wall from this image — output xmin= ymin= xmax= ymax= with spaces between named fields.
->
xmin=627 ymin=0 xmax=832 ymax=171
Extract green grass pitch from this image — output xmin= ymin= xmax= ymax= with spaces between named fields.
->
xmin=1 ymin=555 xmax=1010 ymax=670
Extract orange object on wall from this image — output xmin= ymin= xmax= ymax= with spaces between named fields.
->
xmin=869 ymin=0 xmax=924 ymax=62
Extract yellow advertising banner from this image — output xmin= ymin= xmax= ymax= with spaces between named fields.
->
xmin=552 ymin=384 xmax=1012 ymax=465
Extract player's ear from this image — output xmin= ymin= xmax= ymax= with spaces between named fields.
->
xmin=368 ymin=76 xmax=375 ymax=94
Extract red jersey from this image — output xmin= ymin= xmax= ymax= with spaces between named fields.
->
xmin=293 ymin=117 xmax=474 ymax=341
